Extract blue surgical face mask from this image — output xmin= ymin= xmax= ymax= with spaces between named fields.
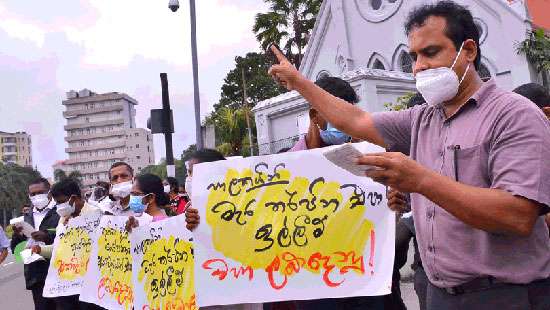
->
xmin=320 ymin=123 xmax=351 ymax=145
xmin=128 ymin=195 xmax=148 ymax=214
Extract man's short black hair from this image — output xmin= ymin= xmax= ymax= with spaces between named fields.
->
xmin=513 ymin=83 xmax=550 ymax=109
xmin=404 ymin=1 xmax=481 ymax=70
xmin=51 ymin=178 xmax=81 ymax=199
xmin=108 ymin=162 xmax=134 ymax=178
xmin=315 ymin=76 xmax=359 ymax=104
xmin=29 ymin=177 xmax=50 ymax=190
xmin=190 ymin=149 xmax=226 ymax=164
xmin=166 ymin=177 xmax=178 ymax=189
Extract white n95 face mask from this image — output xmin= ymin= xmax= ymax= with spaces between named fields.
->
xmin=164 ymin=185 xmax=171 ymax=194
xmin=30 ymin=194 xmax=50 ymax=210
xmin=110 ymin=180 xmax=133 ymax=199
xmin=56 ymin=198 xmax=76 ymax=218
xmin=415 ymin=42 xmax=470 ymax=107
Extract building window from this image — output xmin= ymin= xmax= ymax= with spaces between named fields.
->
xmin=135 ymin=133 xmax=139 ymax=137
xmin=136 ymin=144 xmax=139 ymax=148
xmin=474 ymin=18 xmax=488 ymax=44
xmin=136 ymin=156 xmax=141 ymax=159
xmin=399 ymin=52 xmax=413 ymax=73
xmin=373 ymin=59 xmax=385 ymax=70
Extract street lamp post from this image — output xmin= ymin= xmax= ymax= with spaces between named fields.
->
xmin=168 ymin=0 xmax=204 ymax=150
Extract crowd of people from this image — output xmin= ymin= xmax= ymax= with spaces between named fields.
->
xmin=3 ymin=1 xmax=549 ymax=310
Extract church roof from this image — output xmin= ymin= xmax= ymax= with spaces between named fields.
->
xmin=253 ymin=68 xmax=413 ymax=112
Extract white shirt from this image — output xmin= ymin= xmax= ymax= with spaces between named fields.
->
xmin=32 ymin=200 xmax=55 ymax=229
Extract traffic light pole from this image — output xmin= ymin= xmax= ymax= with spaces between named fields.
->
xmin=160 ymin=73 xmax=175 ymax=177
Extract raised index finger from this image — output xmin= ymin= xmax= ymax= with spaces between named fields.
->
xmin=270 ymin=44 xmax=288 ymax=63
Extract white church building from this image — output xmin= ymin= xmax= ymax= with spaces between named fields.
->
xmin=253 ymin=0 xmax=544 ymax=155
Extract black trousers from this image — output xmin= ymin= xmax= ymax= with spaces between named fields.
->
xmin=413 ymin=267 xmax=428 ymax=310
xmin=296 ymin=296 xmax=385 ymax=310
xmin=427 ymin=277 xmax=550 ymax=310
xmin=31 ymin=282 xmax=56 ymax=310
xmin=54 ymin=295 xmax=81 ymax=310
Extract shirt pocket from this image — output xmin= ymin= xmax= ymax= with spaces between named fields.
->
xmin=452 ymin=143 xmax=490 ymax=188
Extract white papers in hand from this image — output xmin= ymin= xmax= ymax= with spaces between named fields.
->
xmin=21 ymin=248 xmax=45 ymax=264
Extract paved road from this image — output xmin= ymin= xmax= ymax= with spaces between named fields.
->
xmin=0 ymin=248 xmax=420 ymax=310
xmin=0 ymin=252 xmax=34 ymax=309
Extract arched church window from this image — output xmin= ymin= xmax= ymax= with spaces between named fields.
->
xmin=474 ymin=18 xmax=488 ymax=44
xmin=399 ymin=52 xmax=413 ymax=73
xmin=373 ymin=59 xmax=386 ymax=70
xmin=356 ymin=0 xmax=403 ymax=23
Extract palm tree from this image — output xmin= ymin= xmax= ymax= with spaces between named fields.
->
xmin=215 ymin=107 xmax=250 ymax=156
xmin=516 ymin=29 xmax=550 ymax=88
xmin=253 ymin=0 xmax=322 ymax=68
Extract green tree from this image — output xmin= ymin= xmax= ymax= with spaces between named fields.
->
xmin=54 ymin=168 xmax=67 ymax=182
xmin=385 ymin=93 xmax=416 ymax=111
xmin=140 ymin=158 xmax=187 ymax=184
xmin=53 ymin=168 xmax=83 ymax=188
xmin=516 ymin=29 xmax=550 ymax=88
xmin=67 ymin=171 xmax=83 ymax=188
xmin=215 ymin=52 xmax=285 ymax=111
xmin=253 ymin=0 xmax=322 ymax=68
xmin=0 ymin=163 xmax=42 ymax=227
xmin=214 ymin=107 xmax=251 ymax=157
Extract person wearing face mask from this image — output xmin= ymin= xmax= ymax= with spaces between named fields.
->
xmin=29 ymin=178 xmax=99 ymax=309
xmin=268 ymin=1 xmax=550 ymax=309
xmin=289 ymin=76 xmax=357 ymax=152
xmin=10 ymin=178 xmax=58 ymax=310
xmin=125 ymin=174 xmax=170 ymax=232
xmin=163 ymin=177 xmax=189 ymax=215
xmin=98 ymin=162 xmax=135 ymax=215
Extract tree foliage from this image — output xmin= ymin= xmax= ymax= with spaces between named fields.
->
xmin=516 ymin=29 xmax=550 ymax=87
xmin=53 ymin=168 xmax=83 ymax=188
xmin=253 ymin=0 xmax=322 ymax=68
xmin=0 ymin=163 xmax=42 ymax=226
xmin=385 ymin=93 xmax=416 ymax=111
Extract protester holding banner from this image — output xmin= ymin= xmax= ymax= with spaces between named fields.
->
xmin=31 ymin=178 xmax=99 ymax=259
xmin=126 ymin=173 xmax=170 ymax=232
xmin=10 ymin=178 xmax=58 ymax=310
xmin=185 ymin=149 xmax=263 ymax=310
xmin=30 ymin=178 xmax=98 ymax=309
xmin=268 ymin=1 xmax=550 ymax=309
xmin=285 ymin=76 xmax=384 ymax=310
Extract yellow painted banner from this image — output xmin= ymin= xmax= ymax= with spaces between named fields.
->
xmin=43 ymin=210 xmax=101 ymax=297
xmin=193 ymin=143 xmax=395 ymax=306
xmin=130 ymin=215 xmax=196 ymax=310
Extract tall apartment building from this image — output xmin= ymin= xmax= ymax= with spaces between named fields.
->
xmin=0 ymin=131 xmax=33 ymax=167
xmin=61 ymin=89 xmax=155 ymax=186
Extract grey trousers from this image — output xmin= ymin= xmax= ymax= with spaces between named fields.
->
xmin=427 ymin=277 xmax=550 ymax=310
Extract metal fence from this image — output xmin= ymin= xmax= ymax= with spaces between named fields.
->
xmin=257 ymin=135 xmax=305 ymax=155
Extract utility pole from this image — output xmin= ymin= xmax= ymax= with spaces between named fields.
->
xmin=160 ymin=73 xmax=175 ymax=177
xmin=189 ymin=0 xmax=203 ymax=150
xmin=242 ymin=68 xmax=254 ymax=156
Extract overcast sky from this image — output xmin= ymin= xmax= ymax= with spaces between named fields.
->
xmin=0 ymin=0 xmax=267 ymax=178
